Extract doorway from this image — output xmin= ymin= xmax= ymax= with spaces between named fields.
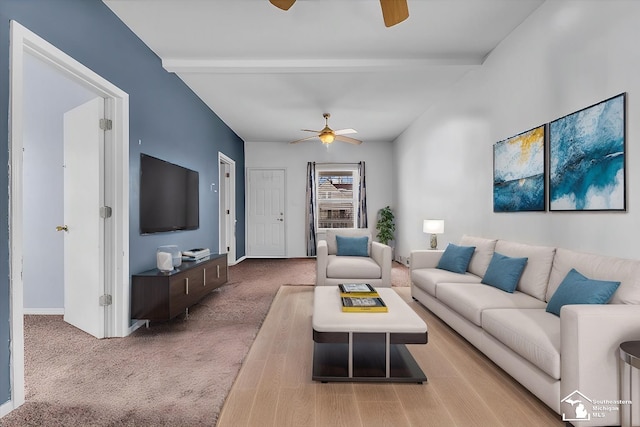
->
xmin=9 ymin=21 xmax=130 ymax=410
xmin=218 ymin=153 xmax=236 ymax=264
xmin=21 ymin=54 xmax=99 ymax=318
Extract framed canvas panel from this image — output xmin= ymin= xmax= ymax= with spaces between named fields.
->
xmin=493 ymin=125 xmax=546 ymax=212
xmin=549 ymin=93 xmax=626 ymax=211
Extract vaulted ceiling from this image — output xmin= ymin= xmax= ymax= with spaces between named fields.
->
xmin=103 ymin=0 xmax=544 ymax=144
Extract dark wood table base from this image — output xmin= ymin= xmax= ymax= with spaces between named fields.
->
xmin=312 ymin=330 xmax=427 ymax=383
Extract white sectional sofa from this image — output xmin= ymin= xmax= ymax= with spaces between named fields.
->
xmin=410 ymin=235 xmax=640 ymax=426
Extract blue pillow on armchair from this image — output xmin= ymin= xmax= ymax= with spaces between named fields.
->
xmin=436 ymin=243 xmax=476 ymax=274
xmin=336 ymin=235 xmax=369 ymax=257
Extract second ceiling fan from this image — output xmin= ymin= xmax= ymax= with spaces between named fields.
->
xmin=269 ymin=0 xmax=409 ymax=27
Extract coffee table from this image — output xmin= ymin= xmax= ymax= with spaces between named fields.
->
xmin=312 ymin=287 xmax=428 ymax=383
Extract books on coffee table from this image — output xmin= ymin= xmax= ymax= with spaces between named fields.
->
xmin=341 ymin=296 xmax=388 ymax=312
xmin=338 ymin=283 xmax=378 ymax=297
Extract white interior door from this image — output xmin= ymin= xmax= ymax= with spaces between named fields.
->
xmin=219 ymin=153 xmax=236 ymax=263
xmin=247 ymin=168 xmax=286 ymax=257
xmin=219 ymin=162 xmax=228 ymax=252
xmin=62 ymin=97 xmax=105 ymax=338
xmin=220 ymin=161 xmax=235 ymax=257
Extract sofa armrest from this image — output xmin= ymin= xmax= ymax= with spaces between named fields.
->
xmin=561 ymin=304 xmax=640 ymax=426
xmin=410 ymin=250 xmax=443 ymax=271
xmin=371 ymin=242 xmax=392 ymax=287
xmin=316 ymin=240 xmax=328 ymax=286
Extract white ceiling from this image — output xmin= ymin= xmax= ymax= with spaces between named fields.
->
xmin=103 ymin=0 xmax=544 ymax=144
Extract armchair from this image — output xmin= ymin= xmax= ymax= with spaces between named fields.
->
xmin=316 ymin=228 xmax=392 ymax=287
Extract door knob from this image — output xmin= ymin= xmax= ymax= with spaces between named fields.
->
xmin=56 ymin=225 xmax=68 ymax=232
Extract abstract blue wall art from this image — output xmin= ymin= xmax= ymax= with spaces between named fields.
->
xmin=549 ymin=94 xmax=626 ymax=211
xmin=493 ymin=125 xmax=545 ymax=212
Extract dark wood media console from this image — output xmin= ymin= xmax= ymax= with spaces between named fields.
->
xmin=131 ymin=254 xmax=228 ymax=321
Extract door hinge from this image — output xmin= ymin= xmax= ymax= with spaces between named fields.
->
xmin=100 ymin=206 xmax=113 ymax=219
xmin=99 ymin=294 xmax=113 ymax=306
xmin=99 ymin=118 xmax=113 ymax=130
xmin=226 ymin=172 xmax=230 ymax=178
xmin=227 ymin=246 xmax=230 ymax=251
xmin=226 ymin=209 xmax=230 ymax=214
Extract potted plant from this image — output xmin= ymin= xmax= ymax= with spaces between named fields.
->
xmin=376 ymin=206 xmax=395 ymax=246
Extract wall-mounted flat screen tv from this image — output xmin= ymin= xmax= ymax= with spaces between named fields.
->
xmin=140 ymin=153 xmax=199 ymax=234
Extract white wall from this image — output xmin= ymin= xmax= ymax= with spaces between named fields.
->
xmin=245 ymin=140 xmax=394 ymax=257
xmin=394 ymin=0 xmax=640 ymax=262
xmin=23 ymin=53 xmax=98 ymax=311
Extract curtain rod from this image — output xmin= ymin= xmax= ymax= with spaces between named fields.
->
xmin=312 ymin=162 xmax=363 ymax=165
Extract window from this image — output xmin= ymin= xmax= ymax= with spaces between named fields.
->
xmin=316 ymin=165 xmax=360 ymax=229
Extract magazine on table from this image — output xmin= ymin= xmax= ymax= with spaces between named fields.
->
xmin=341 ymin=296 xmax=387 ymax=312
xmin=338 ymin=283 xmax=378 ymax=297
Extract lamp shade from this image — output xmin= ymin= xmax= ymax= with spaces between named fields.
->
xmin=423 ymin=219 xmax=444 ymax=234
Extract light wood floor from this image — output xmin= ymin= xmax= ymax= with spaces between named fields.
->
xmin=216 ymin=286 xmax=563 ymax=427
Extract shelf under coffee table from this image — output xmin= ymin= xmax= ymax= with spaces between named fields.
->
xmin=312 ymin=287 xmax=428 ymax=383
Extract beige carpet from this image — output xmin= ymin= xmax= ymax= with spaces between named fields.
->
xmin=0 ymin=258 xmax=409 ymax=426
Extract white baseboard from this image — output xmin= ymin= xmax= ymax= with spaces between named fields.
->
xmin=233 ymin=256 xmax=319 ymax=263
xmin=245 ymin=256 xmax=288 ymax=259
xmin=0 ymin=399 xmax=15 ymax=417
xmin=229 ymin=256 xmax=247 ymax=266
xmin=128 ymin=319 xmax=147 ymax=335
xmin=23 ymin=308 xmax=64 ymax=315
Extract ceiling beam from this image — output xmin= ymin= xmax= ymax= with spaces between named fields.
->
xmin=162 ymin=57 xmax=483 ymax=74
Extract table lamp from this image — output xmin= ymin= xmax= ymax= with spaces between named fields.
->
xmin=423 ymin=219 xmax=444 ymax=249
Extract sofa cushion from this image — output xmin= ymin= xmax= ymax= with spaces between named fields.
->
xmin=411 ymin=268 xmax=481 ymax=296
xmin=482 ymin=309 xmax=561 ymax=380
xmin=546 ymin=268 xmax=620 ymax=316
xmin=460 ymin=235 xmax=497 ymax=277
xmin=436 ymin=283 xmax=547 ymax=327
xmin=326 ymin=255 xmax=381 ymax=279
xmin=481 ymin=252 xmax=528 ymax=293
xmin=336 ymin=235 xmax=368 ymax=257
xmin=437 ymin=243 xmax=475 ymax=274
xmin=494 ymin=240 xmax=555 ymax=301
xmin=547 ymin=247 xmax=640 ymax=304
xmin=325 ymin=229 xmax=371 ymax=255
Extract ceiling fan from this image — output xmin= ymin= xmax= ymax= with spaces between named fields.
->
xmin=290 ymin=113 xmax=362 ymax=145
xmin=269 ymin=0 xmax=409 ymax=27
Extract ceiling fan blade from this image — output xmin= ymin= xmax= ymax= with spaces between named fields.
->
xmin=335 ymin=135 xmax=363 ymax=145
xmin=290 ymin=135 xmax=317 ymax=144
xmin=269 ymin=0 xmax=296 ymax=11
xmin=334 ymin=128 xmax=357 ymax=136
xmin=301 ymin=129 xmax=321 ymax=133
xmin=380 ymin=0 xmax=409 ymax=27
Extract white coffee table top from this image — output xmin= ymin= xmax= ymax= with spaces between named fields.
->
xmin=313 ymin=287 xmax=427 ymax=334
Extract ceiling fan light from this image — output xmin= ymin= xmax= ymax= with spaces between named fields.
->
xmin=319 ymin=133 xmax=335 ymax=144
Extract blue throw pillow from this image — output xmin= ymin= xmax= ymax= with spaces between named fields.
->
xmin=481 ymin=252 xmax=528 ymax=293
xmin=336 ymin=235 xmax=369 ymax=257
xmin=436 ymin=244 xmax=476 ymax=274
xmin=546 ymin=268 xmax=620 ymax=317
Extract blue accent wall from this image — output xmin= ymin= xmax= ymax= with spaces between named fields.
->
xmin=0 ymin=0 xmax=245 ymax=405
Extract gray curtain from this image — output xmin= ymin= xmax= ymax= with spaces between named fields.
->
xmin=305 ymin=162 xmax=317 ymax=256
xmin=358 ymin=161 xmax=368 ymax=228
